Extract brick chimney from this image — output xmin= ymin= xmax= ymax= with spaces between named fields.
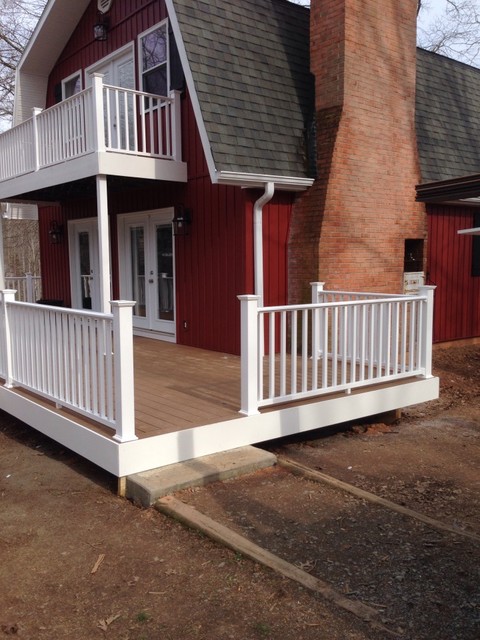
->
xmin=289 ymin=0 xmax=426 ymax=298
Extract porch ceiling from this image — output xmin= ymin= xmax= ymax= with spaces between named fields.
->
xmin=3 ymin=175 xmax=182 ymax=205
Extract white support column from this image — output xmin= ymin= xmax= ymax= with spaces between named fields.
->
xmin=91 ymin=74 xmax=106 ymax=153
xmin=0 ymin=290 xmax=16 ymax=387
xmin=311 ymin=282 xmax=325 ymax=359
xmin=418 ymin=285 xmax=436 ymax=378
xmin=0 ymin=216 xmax=5 ymax=291
xmin=31 ymin=107 xmax=43 ymax=171
xmin=111 ymin=300 xmax=137 ymax=443
xmin=238 ymin=295 xmax=260 ymax=416
xmin=96 ymin=174 xmax=111 ymax=314
xmin=25 ymin=273 xmax=34 ymax=303
xmin=170 ymin=90 xmax=182 ymax=161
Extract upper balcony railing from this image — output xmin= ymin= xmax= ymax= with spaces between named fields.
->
xmin=0 ymin=74 xmax=182 ymax=183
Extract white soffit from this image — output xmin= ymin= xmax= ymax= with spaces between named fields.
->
xmin=19 ymin=0 xmax=90 ymax=77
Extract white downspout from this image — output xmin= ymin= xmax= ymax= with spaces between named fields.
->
xmin=253 ymin=182 xmax=274 ymax=306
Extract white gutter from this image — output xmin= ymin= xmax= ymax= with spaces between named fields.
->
xmin=254 ymin=182 xmax=275 ymax=306
xmin=458 ymin=227 xmax=480 ymax=236
xmin=216 ymin=171 xmax=313 ymax=192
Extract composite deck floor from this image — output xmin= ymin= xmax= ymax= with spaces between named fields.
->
xmin=9 ymin=337 xmax=416 ymax=442
xmin=133 ymin=337 xmax=242 ymax=438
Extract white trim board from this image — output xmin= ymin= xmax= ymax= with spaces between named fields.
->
xmin=0 ymin=375 xmax=438 ymax=478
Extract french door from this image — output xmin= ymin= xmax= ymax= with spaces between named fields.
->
xmin=118 ymin=209 xmax=176 ymax=339
xmin=68 ymin=219 xmax=100 ymax=311
xmin=87 ymin=47 xmax=135 ymax=150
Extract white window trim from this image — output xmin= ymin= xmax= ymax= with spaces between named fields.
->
xmin=137 ymin=18 xmax=170 ymax=97
xmin=61 ymin=70 xmax=83 ymax=100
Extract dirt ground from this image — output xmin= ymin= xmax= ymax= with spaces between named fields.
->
xmin=0 ymin=342 xmax=479 ymax=639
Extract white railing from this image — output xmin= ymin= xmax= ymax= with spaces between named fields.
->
xmin=0 ymin=291 xmax=136 ymax=442
xmin=239 ymin=285 xmax=435 ymax=416
xmin=0 ymin=119 xmax=35 ymax=179
xmin=5 ymin=274 xmax=42 ymax=302
xmin=103 ymin=84 xmax=180 ymax=159
xmin=0 ymin=75 xmax=182 ymax=182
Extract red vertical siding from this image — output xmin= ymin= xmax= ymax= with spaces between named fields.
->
xmin=46 ymin=0 xmax=168 ymax=105
xmin=427 ymin=205 xmax=480 ymax=342
xmin=38 ymin=206 xmax=71 ymax=305
xmin=38 ymin=3 xmax=295 ymax=355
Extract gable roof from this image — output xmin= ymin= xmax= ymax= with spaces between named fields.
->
xmin=416 ymin=48 xmax=480 ymax=184
xmin=169 ymin=0 xmax=314 ymax=183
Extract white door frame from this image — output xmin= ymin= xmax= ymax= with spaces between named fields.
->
xmin=68 ymin=218 xmax=101 ymax=311
xmin=117 ymin=208 xmax=176 ymax=342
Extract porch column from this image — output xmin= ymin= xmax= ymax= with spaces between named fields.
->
xmin=96 ymin=174 xmax=111 ymax=314
xmin=0 ymin=213 xmax=5 ymax=290
xmin=418 ymin=285 xmax=436 ymax=378
xmin=238 ymin=294 xmax=260 ymax=416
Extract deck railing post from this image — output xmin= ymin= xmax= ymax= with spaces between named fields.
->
xmin=31 ymin=107 xmax=43 ymax=171
xmin=91 ymin=74 xmax=106 ymax=153
xmin=311 ymin=282 xmax=325 ymax=358
xmin=0 ymin=290 xmax=16 ymax=387
xmin=111 ymin=301 xmax=137 ymax=442
xmin=25 ymin=273 xmax=34 ymax=303
xmin=170 ymin=90 xmax=182 ymax=161
xmin=418 ymin=285 xmax=436 ymax=378
xmin=238 ymin=295 xmax=260 ymax=416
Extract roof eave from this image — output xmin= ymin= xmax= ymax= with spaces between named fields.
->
xmin=416 ymin=174 xmax=480 ymax=203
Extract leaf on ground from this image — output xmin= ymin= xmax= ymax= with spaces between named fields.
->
xmin=97 ymin=613 xmax=121 ymax=631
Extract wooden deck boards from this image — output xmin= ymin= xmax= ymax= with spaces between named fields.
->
xmin=132 ymin=338 xmax=241 ymax=438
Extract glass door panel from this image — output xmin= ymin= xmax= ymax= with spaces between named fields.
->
xmin=156 ymin=225 xmax=174 ymax=322
xmin=130 ymin=226 xmax=146 ymax=318
xmin=78 ymin=231 xmax=93 ymax=310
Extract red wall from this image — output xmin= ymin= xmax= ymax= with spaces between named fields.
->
xmin=427 ymin=204 xmax=480 ymax=342
xmin=46 ymin=0 xmax=168 ymax=103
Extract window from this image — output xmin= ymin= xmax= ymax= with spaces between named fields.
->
xmin=62 ymin=71 xmax=82 ymax=99
xmin=139 ymin=21 xmax=169 ymax=97
xmin=472 ymin=212 xmax=480 ymax=277
xmin=404 ymin=239 xmax=424 ymax=273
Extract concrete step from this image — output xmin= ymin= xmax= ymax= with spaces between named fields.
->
xmin=126 ymin=446 xmax=277 ymax=507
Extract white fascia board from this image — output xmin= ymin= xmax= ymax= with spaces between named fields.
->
xmin=215 ymin=171 xmax=314 ymax=192
xmin=165 ymin=0 xmax=218 ymax=181
xmin=458 ymin=227 xmax=480 ymax=236
xmin=15 ymin=0 xmax=91 ymax=123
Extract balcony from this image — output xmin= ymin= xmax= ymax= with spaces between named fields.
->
xmin=0 ymin=75 xmax=186 ymax=201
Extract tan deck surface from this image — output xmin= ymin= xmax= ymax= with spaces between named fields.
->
xmin=133 ymin=338 xmax=242 ymax=438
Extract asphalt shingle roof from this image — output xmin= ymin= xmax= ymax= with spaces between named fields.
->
xmin=416 ymin=48 xmax=480 ymax=184
xmin=172 ymin=0 xmax=314 ymax=177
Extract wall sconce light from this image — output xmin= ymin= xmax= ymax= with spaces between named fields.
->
xmin=173 ymin=206 xmax=191 ymax=236
xmin=94 ymin=15 xmax=109 ymax=41
xmin=49 ymin=221 xmax=64 ymax=245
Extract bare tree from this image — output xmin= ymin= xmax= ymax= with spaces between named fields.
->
xmin=418 ymin=0 xmax=480 ymax=65
xmin=0 ymin=0 xmax=46 ymax=126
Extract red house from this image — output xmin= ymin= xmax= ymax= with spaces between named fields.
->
xmin=0 ymin=0 xmax=440 ymax=478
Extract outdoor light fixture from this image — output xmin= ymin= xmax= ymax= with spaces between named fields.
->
xmin=93 ymin=15 xmax=109 ymax=41
xmin=48 ymin=221 xmax=64 ymax=245
xmin=173 ymin=206 xmax=191 ymax=236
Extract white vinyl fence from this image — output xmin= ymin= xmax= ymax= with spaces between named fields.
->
xmin=5 ymin=274 xmax=42 ymax=302
xmin=0 ymin=292 xmax=136 ymax=442
xmin=239 ymin=284 xmax=435 ymax=415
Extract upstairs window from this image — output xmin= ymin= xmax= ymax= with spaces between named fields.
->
xmin=139 ymin=21 xmax=169 ymax=97
xmin=62 ymin=71 xmax=82 ymax=99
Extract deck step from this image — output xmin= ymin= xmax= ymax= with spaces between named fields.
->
xmin=125 ymin=446 xmax=277 ymax=507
